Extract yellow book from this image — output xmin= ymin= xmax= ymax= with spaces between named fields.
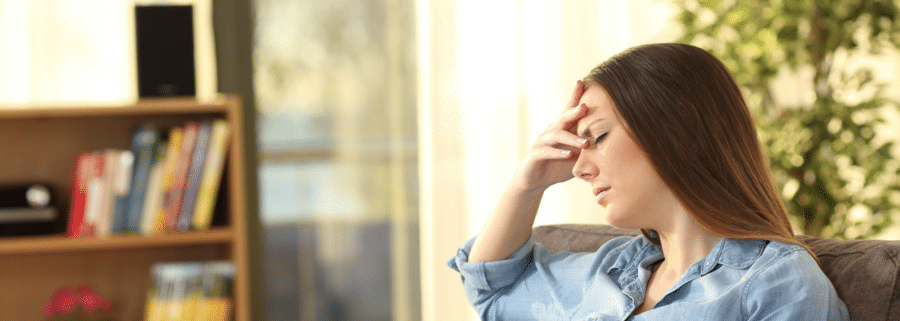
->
xmin=140 ymin=144 xmax=166 ymax=235
xmin=144 ymin=289 xmax=159 ymax=321
xmin=206 ymin=298 xmax=231 ymax=321
xmin=154 ymin=126 xmax=184 ymax=234
xmin=198 ymin=261 xmax=234 ymax=321
xmin=192 ymin=119 xmax=231 ymax=230
xmin=195 ymin=296 xmax=230 ymax=321
xmin=181 ymin=292 xmax=201 ymax=320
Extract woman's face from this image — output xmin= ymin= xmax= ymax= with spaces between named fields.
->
xmin=572 ymin=85 xmax=682 ymax=230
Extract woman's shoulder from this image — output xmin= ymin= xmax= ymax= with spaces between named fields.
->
xmin=754 ymin=240 xmax=817 ymax=268
xmin=744 ymin=239 xmax=831 ymax=287
xmin=740 ymin=239 xmax=849 ymax=319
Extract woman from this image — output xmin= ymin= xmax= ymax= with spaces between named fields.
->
xmin=447 ymin=43 xmax=849 ymax=320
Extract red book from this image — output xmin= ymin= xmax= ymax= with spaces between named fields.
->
xmin=67 ymin=153 xmax=92 ymax=237
xmin=164 ymin=121 xmax=199 ymax=231
xmin=72 ymin=152 xmax=104 ymax=237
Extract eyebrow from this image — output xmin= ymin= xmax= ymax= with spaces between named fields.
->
xmin=579 ymin=118 xmax=606 ymax=137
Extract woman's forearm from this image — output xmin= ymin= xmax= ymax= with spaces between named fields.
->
xmin=467 ymin=183 xmax=545 ymax=263
xmin=466 ymin=80 xmax=586 ymax=263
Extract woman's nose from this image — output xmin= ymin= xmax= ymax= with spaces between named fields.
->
xmin=571 ymin=150 xmax=597 ymax=181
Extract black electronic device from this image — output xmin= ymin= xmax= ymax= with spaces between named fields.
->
xmin=0 ymin=184 xmax=63 ymax=237
xmin=135 ymin=5 xmax=196 ymax=97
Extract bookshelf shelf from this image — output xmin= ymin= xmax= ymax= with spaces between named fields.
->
xmin=0 ymin=96 xmax=251 ymax=321
xmin=0 ymin=96 xmax=232 ymax=119
xmin=0 ymin=228 xmax=233 ymax=255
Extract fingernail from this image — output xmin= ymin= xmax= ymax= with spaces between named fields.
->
xmin=577 ymin=138 xmax=588 ymax=145
xmin=562 ymin=150 xmax=571 ymax=156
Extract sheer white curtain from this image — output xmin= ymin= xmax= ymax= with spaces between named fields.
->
xmin=417 ymin=0 xmax=676 ymax=319
xmin=0 ymin=0 xmax=131 ymax=104
xmin=0 ymin=0 xmax=214 ymax=105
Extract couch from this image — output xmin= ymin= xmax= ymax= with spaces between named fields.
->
xmin=533 ymin=224 xmax=900 ymax=321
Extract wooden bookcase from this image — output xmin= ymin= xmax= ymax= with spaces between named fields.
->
xmin=0 ymin=96 xmax=251 ymax=321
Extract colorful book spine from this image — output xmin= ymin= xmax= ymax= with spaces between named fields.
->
xmin=81 ymin=153 xmax=106 ymax=237
xmin=67 ymin=118 xmax=231 ymax=238
xmin=178 ymin=120 xmax=212 ymax=231
xmin=146 ymin=261 xmax=234 ymax=321
xmin=104 ymin=150 xmax=134 ymax=237
xmin=140 ymin=143 xmax=167 ymax=235
xmin=193 ymin=119 xmax=231 ymax=231
xmin=123 ymin=124 xmax=160 ymax=233
xmin=165 ymin=122 xmax=199 ymax=231
xmin=156 ymin=126 xmax=184 ymax=234
xmin=68 ymin=153 xmax=94 ymax=237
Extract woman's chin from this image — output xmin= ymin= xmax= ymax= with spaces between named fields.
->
xmin=603 ymin=208 xmax=641 ymax=230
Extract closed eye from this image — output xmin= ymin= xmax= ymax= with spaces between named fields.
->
xmin=594 ymin=133 xmax=608 ymax=145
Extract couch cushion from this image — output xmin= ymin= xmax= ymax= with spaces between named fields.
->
xmin=533 ymin=224 xmax=900 ymax=321
xmin=533 ymin=224 xmax=640 ymax=254
xmin=798 ymin=235 xmax=900 ymax=321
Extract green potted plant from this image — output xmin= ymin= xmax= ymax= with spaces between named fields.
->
xmin=675 ymin=0 xmax=900 ymax=238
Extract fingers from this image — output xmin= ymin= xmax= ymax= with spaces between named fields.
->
xmin=528 ymin=146 xmax=577 ymax=160
xmin=566 ymin=80 xmax=585 ymax=108
xmin=531 ymin=80 xmax=589 ymax=160
xmin=535 ymin=129 xmax=589 ymax=151
xmin=549 ymin=103 xmax=588 ymax=131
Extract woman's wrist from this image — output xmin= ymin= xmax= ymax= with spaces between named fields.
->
xmin=508 ymin=178 xmax=549 ymax=198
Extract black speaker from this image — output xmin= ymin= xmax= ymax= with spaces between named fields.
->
xmin=135 ymin=5 xmax=196 ymax=97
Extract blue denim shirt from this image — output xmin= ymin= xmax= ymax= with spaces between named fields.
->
xmin=447 ymin=234 xmax=849 ymax=320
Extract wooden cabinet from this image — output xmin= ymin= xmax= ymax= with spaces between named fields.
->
xmin=0 ymin=96 xmax=251 ymax=320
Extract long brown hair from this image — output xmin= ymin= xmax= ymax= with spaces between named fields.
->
xmin=582 ymin=43 xmax=818 ymax=263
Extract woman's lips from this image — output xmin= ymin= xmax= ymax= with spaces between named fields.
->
xmin=593 ymin=186 xmax=610 ymax=205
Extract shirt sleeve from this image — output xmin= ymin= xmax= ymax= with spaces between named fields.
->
xmin=445 ymin=233 xmax=538 ymax=315
xmin=743 ymin=249 xmax=850 ymax=321
xmin=446 ymin=233 xmax=640 ymax=320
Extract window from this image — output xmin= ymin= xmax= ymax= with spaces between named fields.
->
xmin=253 ymin=0 xmax=419 ymax=319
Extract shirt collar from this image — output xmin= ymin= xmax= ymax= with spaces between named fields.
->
xmin=606 ymin=236 xmax=768 ymax=276
xmin=697 ymin=237 xmax=768 ymax=275
xmin=607 ymin=236 xmax=660 ymax=274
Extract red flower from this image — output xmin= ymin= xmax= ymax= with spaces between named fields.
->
xmin=42 ymin=298 xmax=55 ymax=318
xmin=43 ymin=284 xmax=112 ymax=320
xmin=76 ymin=284 xmax=111 ymax=312
xmin=54 ymin=289 xmax=77 ymax=314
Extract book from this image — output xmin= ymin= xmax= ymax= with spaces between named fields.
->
xmin=197 ymin=261 xmax=235 ymax=319
xmin=165 ymin=122 xmax=199 ymax=231
xmin=68 ymin=153 xmax=94 ymax=237
xmin=146 ymin=261 xmax=234 ymax=321
xmin=123 ymin=124 xmax=161 ymax=233
xmin=140 ymin=143 xmax=167 ymax=235
xmin=102 ymin=150 xmax=134 ymax=237
xmin=178 ymin=120 xmax=213 ymax=231
xmin=193 ymin=119 xmax=231 ymax=231
xmin=156 ymin=126 xmax=185 ymax=234
xmin=81 ymin=153 xmax=106 ymax=237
